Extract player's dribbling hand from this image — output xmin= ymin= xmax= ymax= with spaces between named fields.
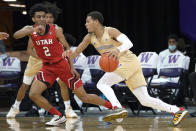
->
xmin=108 ymin=48 xmax=120 ymax=60
xmin=62 ymin=50 xmax=72 ymax=58
xmin=0 ymin=32 xmax=9 ymax=40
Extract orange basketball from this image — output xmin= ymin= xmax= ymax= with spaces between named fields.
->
xmin=99 ymin=53 xmax=119 ymax=72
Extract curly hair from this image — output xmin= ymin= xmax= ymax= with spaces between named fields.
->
xmin=42 ymin=1 xmax=62 ymax=21
xmin=29 ymin=3 xmax=48 ymax=17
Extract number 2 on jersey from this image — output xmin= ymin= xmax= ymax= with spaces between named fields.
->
xmin=43 ymin=47 xmax=51 ymax=56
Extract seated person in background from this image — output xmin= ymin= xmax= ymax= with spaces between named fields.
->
xmin=152 ymin=34 xmax=190 ymax=84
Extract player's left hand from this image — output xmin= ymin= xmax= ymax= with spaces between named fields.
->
xmin=71 ymin=69 xmax=80 ymax=79
xmin=0 ymin=32 xmax=9 ymax=40
xmin=108 ymin=48 xmax=120 ymax=60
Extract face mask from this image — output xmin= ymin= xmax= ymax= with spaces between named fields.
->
xmin=168 ymin=45 xmax=176 ymax=51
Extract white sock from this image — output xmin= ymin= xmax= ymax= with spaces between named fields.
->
xmin=64 ymin=100 xmax=71 ymax=110
xmin=13 ymin=100 xmax=21 ymax=109
xmin=97 ymin=84 xmax=122 ymax=108
xmin=132 ymin=86 xmax=180 ymax=113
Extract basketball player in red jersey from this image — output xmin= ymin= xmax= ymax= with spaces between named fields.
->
xmin=13 ymin=3 xmax=122 ymax=126
xmin=44 ymin=1 xmax=78 ymax=118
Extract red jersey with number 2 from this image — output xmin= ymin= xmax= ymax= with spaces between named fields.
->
xmin=31 ymin=24 xmax=64 ymax=63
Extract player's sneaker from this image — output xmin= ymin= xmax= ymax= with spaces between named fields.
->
xmin=6 ymin=106 xmax=19 ymax=118
xmin=65 ymin=107 xmax=78 ymax=118
xmin=45 ymin=115 xmax=66 ymax=126
xmin=103 ymin=107 xmax=128 ymax=122
xmin=172 ymin=107 xmax=188 ymax=126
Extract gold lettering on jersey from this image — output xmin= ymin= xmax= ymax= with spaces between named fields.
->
xmin=96 ymin=44 xmax=114 ymax=51
xmin=35 ymin=39 xmax=53 ymax=45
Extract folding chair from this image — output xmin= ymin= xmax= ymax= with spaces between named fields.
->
xmin=150 ymin=54 xmax=187 ymax=106
xmin=136 ymin=52 xmax=159 ymax=114
xmin=0 ymin=57 xmax=21 ymax=105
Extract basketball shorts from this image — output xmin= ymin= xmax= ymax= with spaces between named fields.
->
xmin=34 ymin=58 xmax=83 ymax=90
xmin=23 ymin=56 xmax=42 ymax=85
xmin=114 ymin=50 xmax=147 ymax=90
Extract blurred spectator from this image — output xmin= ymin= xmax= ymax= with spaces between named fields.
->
xmin=152 ymin=34 xmax=190 ymax=83
xmin=150 ymin=35 xmax=190 ymax=105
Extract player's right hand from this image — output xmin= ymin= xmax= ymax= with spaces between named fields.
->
xmin=34 ymin=25 xmax=45 ymax=34
xmin=62 ymin=50 xmax=72 ymax=58
xmin=0 ymin=32 xmax=9 ymax=40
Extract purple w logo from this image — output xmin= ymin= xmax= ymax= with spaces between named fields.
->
xmin=87 ymin=56 xmax=99 ymax=64
xmin=168 ymin=55 xmax=180 ymax=63
xmin=73 ymin=56 xmax=79 ymax=64
xmin=3 ymin=58 xmax=15 ymax=66
xmin=140 ymin=53 xmax=153 ymax=63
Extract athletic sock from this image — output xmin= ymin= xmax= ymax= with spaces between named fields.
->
xmin=48 ymin=107 xmax=62 ymax=117
xmin=13 ymin=100 xmax=21 ymax=109
xmin=64 ymin=100 xmax=71 ymax=110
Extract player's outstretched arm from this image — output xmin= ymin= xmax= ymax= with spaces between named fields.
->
xmin=13 ymin=26 xmax=34 ymax=39
xmin=13 ymin=25 xmax=45 ymax=39
xmin=73 ymin=34 xmax=91 ymax=58
xmin=62 ymin=34 xmax=90 ymax=59
xmin=0 ymin=32 xmax=9 ymax=40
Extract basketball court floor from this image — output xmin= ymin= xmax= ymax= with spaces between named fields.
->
xmin=0 ymin=109 xmax=196 ymax=131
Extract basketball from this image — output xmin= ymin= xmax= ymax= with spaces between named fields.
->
xmin=99 ymin=53 xmax=119 ymax=72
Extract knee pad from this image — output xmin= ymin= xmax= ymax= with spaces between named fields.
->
xmin=23 ymin=75 xmax=34 ymax=85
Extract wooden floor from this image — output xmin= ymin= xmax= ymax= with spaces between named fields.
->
xmin=1 ymin=114 xmax=196 ymax=131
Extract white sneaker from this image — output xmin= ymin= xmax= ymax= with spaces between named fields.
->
xmin=7 ymin=106 xmax=19 ymax=118
xmin=45 ymin=115 xmax=66 ymax=126
xmin=65 ymin=107 xmax=78 ymax=118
